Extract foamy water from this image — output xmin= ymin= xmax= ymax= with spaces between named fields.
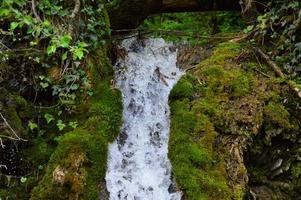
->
xmin=105 ymin=38 xmax=183 ymax=200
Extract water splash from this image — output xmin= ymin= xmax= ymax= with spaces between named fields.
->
xmin=106 ymin=38 xmax=183 ymax=200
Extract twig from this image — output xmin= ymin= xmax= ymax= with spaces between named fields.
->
xmin=254 ymin=47 xmax=301 ymax=98
xmin=0 ymin=29 xmax=13 ymax=36
xmin=0 ymin=134 xmax=20 ymax=141
xmin=31 ymin=0 xmax=42 ymax=22
xmin=0 ymin=41 xmax=11 ymax=51
xmin=0 ymin=112 xmax=27 ymax=142
xmin=70 ymin=0 xmax=81 ymax=19
xmin=254 ymin=68 xmax=271 ymax=78
xmin=32 ymin=103 xmax=60 ymax=109
xmin=254 ymin=47 xmax=284 ymax=77
xmin=0 ymin=164 xmax=7 ymax=170
xmin=185 ymin=65 xmax=197 ymax=72
xmin=0 ymin=138 xmax=5 ymax=148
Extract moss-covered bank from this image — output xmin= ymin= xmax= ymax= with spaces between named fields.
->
xmin=29 ymin=49 xmax=122 ymax=200
xmin=169 ymin=42 xmax=301 ymax=199
xmin=0 ymin=1 xmax=122 ymax=199
xmin=0 ymin=47 xmax=122 ymax=200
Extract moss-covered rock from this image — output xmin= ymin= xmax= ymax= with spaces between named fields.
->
xmin=169 ymin=41 xmax=301 ymax=199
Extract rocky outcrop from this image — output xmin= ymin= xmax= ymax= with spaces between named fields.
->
xmin=169 ymin=41 xmax=301 ymax=199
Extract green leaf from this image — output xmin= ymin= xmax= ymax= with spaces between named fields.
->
xmin=20 ymin=177 xmax=27 ymax=183
xmin=44 ymin=113 xmax=54 ymax=124
xmin=42 ymin=20 xmax=51 ymax=27
xmin=62 ymin=52 xmax=68 ymax=61
xmin=23 ymin=15 xmax=33 ymax=25
xmin=30 ymin=41 xmax=38 ymax=46
xmin=47 ymin=45 xmax=57 ymax=55
xmin=73 ymin=48 xmax=84 ymax=60
xmin=68 ymin=121 xmax=78 ymax=129
xmin=70 ymin=84 xmax=79 ymax=90
xmin=78 ymin=42 xmax=88 ymax=48
xmin=244 ymin=25 xmax=254 ymax=33
xmin=59 ymin=34 xmax=72 ymax=48
xmin=28 ymin=121 xmax=38 ymax=130
xmin=56 ymin=120 xmax=66 ymax=131
xmin=40 ymin=82 xmax=49 ymax=88
xmin=87 ymin=90 xmax=94 ymax=96
xmin=10 ymin=22 xmax=19 ymax=31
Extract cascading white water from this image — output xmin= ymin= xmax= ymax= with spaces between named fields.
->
xmin=105 ymin=38 xmax=183 ymax=200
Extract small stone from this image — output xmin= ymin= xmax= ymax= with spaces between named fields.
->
xmin=271 ymin=158 xmax=283 ymax=171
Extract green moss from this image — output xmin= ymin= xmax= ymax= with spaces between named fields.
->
xmin=170 ymin=75 xmax=196 ymax=100
xmin=169 ymin=42 xmax=267 ymax=200
xmin=0 ymin=91 xmax=28 ymax=139
xmin=30 ymin=46 xmax=122 ymax=199
xmin=200 ymin=42 xmax=241 ymax=66
xmin=169 ymin=96 xmax=231 ymax=200
xmin=292 ymin=162 xmax=301 ymax=178
xmin=264 ymin=102 xmax=292 ymax=129
xmin=229 ymin=72 xmax=255 ymax=98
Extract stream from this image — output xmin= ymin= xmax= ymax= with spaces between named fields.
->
xmin=105 ymin=38 xmax=184 ymax=200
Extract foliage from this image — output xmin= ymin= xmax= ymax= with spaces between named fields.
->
xmin=0 ymin=0 xmax=110 ymax=111
xmin=30 ymin=50 xmax=122 ymax=200
xmin=0 ymin=0 xmax=119 ymax=199
xmin=250 ymin=0 xmax=301 ymax=79
xmin=141 ymin=12 xmax=244 ymax=44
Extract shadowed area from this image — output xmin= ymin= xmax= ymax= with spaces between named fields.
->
xmin=108 ymin=0 xmax=243 ymax=29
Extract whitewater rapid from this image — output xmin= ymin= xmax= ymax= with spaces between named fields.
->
xmin=105 ymin=38 xmax=183 ymax=200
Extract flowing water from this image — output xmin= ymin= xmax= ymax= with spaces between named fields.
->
xmin=105 ymin=38 xmax=183 ymax=200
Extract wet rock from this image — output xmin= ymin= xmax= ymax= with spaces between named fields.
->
xmin=118 ymin=129 xmax=128 ymax=146
xmin=271 ymin=158 xmax=283 ymax=171
xmin=271 ymin=168 xmax=283 ymax=178
xmin=168 ymin=183 xmax=177 ymax=193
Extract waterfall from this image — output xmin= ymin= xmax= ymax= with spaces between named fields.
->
xmin=105 ymin=38 xmax=183 ymax=200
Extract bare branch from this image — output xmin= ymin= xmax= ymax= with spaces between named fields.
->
xmin=254 ymin=47 xmax=301 ymax=99
xmin=31 ymin=0 xmax=42 ymax=22
xmin=0 ymin=138 xmax=5 ymax=148
xmin=70 ymin=0 xmax=81 ymax=19
xmin=0 ymin=112 xmax=27 ymax=142
xmin=0 ymin=164 xmax=7 ymax=170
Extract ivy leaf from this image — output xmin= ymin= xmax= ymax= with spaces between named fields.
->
xmin=47 ymin=45 xmax=57 ymax=55
xmin=23 ymin=15 xmax=33 ymax=25
xmin=44 ymin=113 xmax=54 ymax=124
xmin=40 ymin=82 xmax=49 ymax=89
xmin=62 ymin=52 xmax=68 ymax=61
xmin=68 ymin=121 xmax=78 ymax=129
xmin=56 ymin=120 xmax=66 ymax=131
xmin=70 ymin=84 xmax=79 ymax=90
xmin=243 ymin=25 xmax=254 ymax=33
xmin=28 ymin=121 xmax=38 ymax=130
xmin=10 ymin=22 xmax=19 ymax=31
xmin=87 ymin=90 xmax=94 ymax=96
xmin=73 ymin=48 xmax=84 ymax=60
xmin=20 ymin=177 xmax=27 ymax=183
xmin=78 ymin=42 xmax=88 ymax=48
xmin=59 ymin=34 xmax=72 ymax=48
